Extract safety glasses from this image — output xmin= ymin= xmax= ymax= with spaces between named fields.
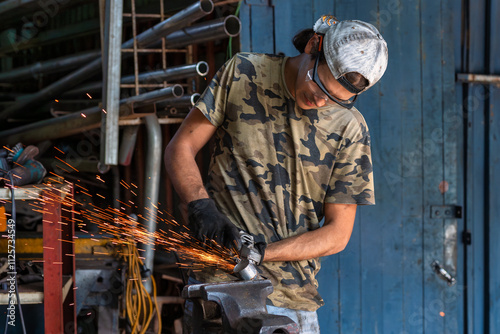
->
xmin=306 ymin=53 xmax=358 ymax=109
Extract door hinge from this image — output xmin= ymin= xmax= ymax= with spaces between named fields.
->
xmin=462 ymin=230 xmax=472 ymax=245
xmin=430 ymin=205 xmax=463 ymax=219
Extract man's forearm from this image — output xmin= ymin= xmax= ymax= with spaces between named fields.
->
xmin=164 ymin=143 xmax=208 ymax=205
xmin=263 ymin=203 xmax=357 ymax=262
xmin=263 ymin=224 xmax=349 ymax=262
xmin=164 ymin=108 xmax=217 ymax=206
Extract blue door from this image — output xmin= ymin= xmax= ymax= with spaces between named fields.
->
xmin=239 ymin=0 xmax=473 ymax=332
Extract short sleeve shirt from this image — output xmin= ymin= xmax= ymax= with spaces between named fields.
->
xmin=193 ymin=52 xmax=374 ymax=311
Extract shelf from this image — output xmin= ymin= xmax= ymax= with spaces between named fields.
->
xmin=0 ymin=275 xmax=72 ymax=305
xmin=0 ymin=183 xmax=71 ymax=201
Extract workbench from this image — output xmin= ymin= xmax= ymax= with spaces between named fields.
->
xmin=0 ymin=183 xmax=76 ymax=334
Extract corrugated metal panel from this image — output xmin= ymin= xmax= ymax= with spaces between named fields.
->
xmin=461 ymin=0 xmax=500 ymax=332
xmin=240 ymin=0 xmax=469 ymax=332
xmin=488 ymin=2 xmax=500 ymax=333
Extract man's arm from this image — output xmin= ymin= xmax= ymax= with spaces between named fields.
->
xmin=165 ymin=108 xmax=242 ymax=249
xmin=263 ymin=203 xmax=357 ymax=262
xmin=164 ymin=108 xmax=217 ymax=207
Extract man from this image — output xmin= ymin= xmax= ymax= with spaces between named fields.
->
xmin=165 ymin=15 xmax=388 ymax=333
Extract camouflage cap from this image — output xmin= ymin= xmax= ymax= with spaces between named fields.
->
xmin=313 ymin=15 xmax=388 ymax=93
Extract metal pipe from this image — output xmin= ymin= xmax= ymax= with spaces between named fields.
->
xmin=101 ymin=0 xmax=124 ymax=166
xmin=125 ymin=84 xmax=183 ymax=107
xmin=123 ymin=0 xmax=214 ymax=49
xmin=0 ymin=0 xmax=39 ymax=15
xmin=164 ymin=15 xmax=241 ymax=49
xmin=63 ymin=62 xmax=208 ymax=97
xmin=157 ymin=93 xmax=200 ymax=108
xmin=0 ymin=50 xmax=101 ymax=82
xmin=118 ymin=125 xmax=140 ymax=166
xmin=121 ymin=62 xmax=209 ymax=84
xmin=457 ymin=73 xmax=500 ymax=84
xmin=0 ymin=0 xmax=213 ymax=120
xmin=142 ymin=114 xmax=162 ymax=292
xmin=0 ymin=85 xmax=183 ymax=145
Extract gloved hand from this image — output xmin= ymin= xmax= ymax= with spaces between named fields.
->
xmin=187 ymin=198 xmax=241 ymax=250
xmin=254 ymin=241 xmax=267 ymax=265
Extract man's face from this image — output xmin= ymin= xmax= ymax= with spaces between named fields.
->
xmin=295 ymin=55 xmax=356 ymax=110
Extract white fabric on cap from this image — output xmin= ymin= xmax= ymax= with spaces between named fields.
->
xmin=313 ymin=16 xmax=388 ymax=93
xmin=313 ymin=15 xmax=338 ymax=34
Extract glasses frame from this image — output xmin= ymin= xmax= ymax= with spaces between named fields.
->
xmin=311 ymin=53 xmax=358 ymax=109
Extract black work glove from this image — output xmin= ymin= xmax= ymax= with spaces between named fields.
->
xmin=187 ymin=198 xmax=241 ymax=250
xmin=254 ymin=241 xmax=267 ymax=265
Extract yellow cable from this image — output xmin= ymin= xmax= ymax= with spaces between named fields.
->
xmin=120 ymin=242 xmax=161 ymax=334
xmin=152 ymin=276 xmax=162 ymax=334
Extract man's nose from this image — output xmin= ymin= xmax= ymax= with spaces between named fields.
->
xmin=313 ymin=94 xmax=328 ymax=107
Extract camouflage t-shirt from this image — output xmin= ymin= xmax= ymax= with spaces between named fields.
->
xmin=193 ymin=52 xmax=374 ymax=311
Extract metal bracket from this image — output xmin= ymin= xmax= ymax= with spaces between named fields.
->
xmin=462 ymin=230 xmax=472 ymax=245
xmin=431 ymin=260 xmax=456 ymax=286
xmin=430 ymin=205 xmax=462 ymax=219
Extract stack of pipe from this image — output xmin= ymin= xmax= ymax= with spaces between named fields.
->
xmin=0 ymin=1 xmax=241 ymax=144
xmin=63 ymin=62 xmax=209 ymax=98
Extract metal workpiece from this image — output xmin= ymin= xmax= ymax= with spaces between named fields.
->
xmin=234 ymin=259 xmax=260 ymax=281
xmin=164 ymin=15 xmax=242 ymax=49
xmin=0 ymin=85 xmax=184 ymax=145
xmin=123 ymin=0 xmax=214 ymax=49
xmin=182 ymin=280 xmax=299 ymax=334
xmin=0 ymin=50 xmax=101 ymax=82
xmin=0 ymin=1 xmax=213 ymax=120
xmin=142 ymin=114 xmax=162 ymax=292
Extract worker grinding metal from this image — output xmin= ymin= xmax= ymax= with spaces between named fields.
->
xmin=164 ymin=15 xmax=388 ymax=333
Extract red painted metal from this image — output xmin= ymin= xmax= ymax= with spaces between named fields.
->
xmin=43 ymin=185 xmax=76 ymax=334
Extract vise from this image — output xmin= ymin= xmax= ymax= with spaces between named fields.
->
xmin=182 ymin=279 xmax=299 ymax=334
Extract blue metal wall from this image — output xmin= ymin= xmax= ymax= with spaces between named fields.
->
xmin=460 ymin=0 xmax=500 ymax=333
xmin=237 ymin=0 xmax=498 ymax=333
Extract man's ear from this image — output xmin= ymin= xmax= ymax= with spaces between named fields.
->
xmin=304 ymin=34 xmax=320 ymax=54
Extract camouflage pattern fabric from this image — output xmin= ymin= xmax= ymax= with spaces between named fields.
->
xmin=192 ymin=52 xmax=374 ymax=311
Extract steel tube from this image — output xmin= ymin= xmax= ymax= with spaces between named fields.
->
xmin=457 ymin=73 xmax=500 ymax=84
xmin=123 ymin=0 xmax=214 ymax=49
xmin=0 ymin=0 xmax=213 ymax=120
xmin=64 ymin=62 xmax=208 ymax=97
xmin=0 ymin=50 xmax=100 ymax=82
xmin=164 ymin=15 xmax=241 ymax=49
xmin=121 ymin=62 xmax=209 ymax=84
xmin=118 ymin=125 xmax=140 ymax=166
xmin=142 ymin=114 xmax=162 ymax=293
xmin=0 ymin=85 xmax=183 ymax=145
xmin=125 ymin=84 xmax=183 ymax=106
xmin=157 ymin=93 xmax=200 ymax=108
xmin=101 ymin=0 xmax=124 ymax=166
